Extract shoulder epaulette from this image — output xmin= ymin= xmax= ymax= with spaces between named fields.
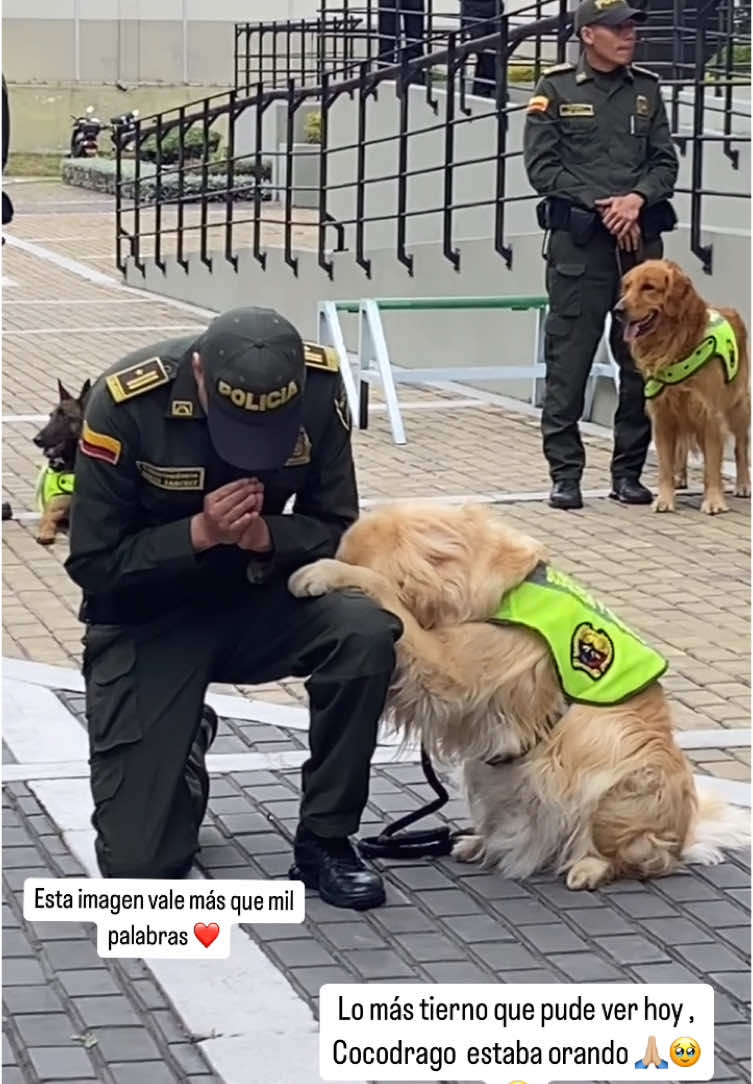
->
xmin=303 ymin=342 xmax=340 ymax=373
xmin=631 ymin=64 xmax=660 ymax=80
xmin=543 ymin=62 xmax=575 ymax=76
xmin=106 ymin=356 xmax=171 ymax=403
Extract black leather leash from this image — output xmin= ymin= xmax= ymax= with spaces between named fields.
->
xmin=358 ymin=745 xmax=468 ymax=859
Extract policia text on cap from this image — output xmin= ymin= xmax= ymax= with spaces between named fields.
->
xmin=523 ymin=0 xmax=679 ymax=511
xmin=65 ymin=307 xmax=403 ymax=911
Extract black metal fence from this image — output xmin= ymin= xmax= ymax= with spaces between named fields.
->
xmin=116 ymin=0 xmax=750 ymax=282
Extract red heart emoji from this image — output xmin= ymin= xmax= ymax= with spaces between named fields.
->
xmin=194 ymin=922 xmax=220 ymax=949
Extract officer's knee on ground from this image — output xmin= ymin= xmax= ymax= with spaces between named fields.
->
xmin=325 ymin=592 xmax=404 ymax=674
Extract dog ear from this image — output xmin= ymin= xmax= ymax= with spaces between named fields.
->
xmin=663 ymin=262 xmax=694 ymax=319
xmin=57 ymin=379 xmax=74 ymax=402
xmin=78 ymin=379 xmax=92 ymax=405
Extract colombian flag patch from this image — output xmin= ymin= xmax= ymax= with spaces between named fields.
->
xmin=527 ymin=95 xmax=549 ymax=113
xmin=80 ymin=421 xmax=122 ymax=465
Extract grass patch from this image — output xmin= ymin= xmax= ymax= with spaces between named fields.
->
xmin=6 ymin=153 xmax=63 ymax=177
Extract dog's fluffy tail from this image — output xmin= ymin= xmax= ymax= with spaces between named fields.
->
xmin=682 ymin=784 xmax=750 ymax=865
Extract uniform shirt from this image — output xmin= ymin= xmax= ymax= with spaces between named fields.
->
xmin=65 ymin=335 xmax=357 ymax=625
xmin=523 ymin=54 xmax=679 ymax=211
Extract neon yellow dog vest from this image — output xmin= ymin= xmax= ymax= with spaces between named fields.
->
xmin=492 ymin=563 xmax=667 ymax=706
xmin=36 ymin=465 xmax=75 ymax=512
xmin=644 ymin=309 xmax=738 ymax=400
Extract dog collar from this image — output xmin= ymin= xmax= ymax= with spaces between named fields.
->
xmin=644 ymin=309 xmax=739 ymax=400
xmin=36 ymin=465 xmax=75 ymax=512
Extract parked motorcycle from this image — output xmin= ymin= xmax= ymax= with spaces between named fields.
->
xmin=109 ymin=108 xmax=139 ymax=153
xmin=70 ymin=106 xmax=105 ymax=158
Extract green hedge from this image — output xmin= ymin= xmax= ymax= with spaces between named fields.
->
xmin=139 ymin=127 xmax=221 ymax=164
xmin=61 ymin=157 xmax=272 ymax=203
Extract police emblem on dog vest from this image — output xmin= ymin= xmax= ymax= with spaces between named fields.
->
xmin=492 ymin=563 xmax=667 ymax=705
xmin=35 ymin=465 xmax=75 ymax=511
xmin=644 ymin=309 xmax=738 ymax=400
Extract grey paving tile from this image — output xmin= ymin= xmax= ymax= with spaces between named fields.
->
xmin=632 ymin=962 xmax=698 ymax=984
xmin=318 ymin=922 xmax=387 ymax=950
xmin=41 ymin=940 xmax=103 ymax=971
xmin=611 ymin=891 xmax=679 ymax=918
xmin=167 ymin=1043 xmax=213 ymax=1075
xmin=1 ymin=1070 xmax=25 ymax=1084
xmin=88 ymin=1027 xmax=162 ymax=1061
xmin=3 ymin=847 xmax=44 ymax=868
xmin=2 ymin=1034 xmax=17 ymax=1065
xmin=460 ymin=873 xmax=531 ymax=898
xmin=652 ymin=873 xmax=721 ymax=900
xmin=196 ymin=845 xmax=248 ymax=868
xmin=71 ymin=995 xmax=141 ymax=1028
xmin=699 ymin=863 xmax=751 ymax=889
xmin=27 ymin=1047 xmax=96 ymax=1080
xmin=518 ymin=923 xmax=589 ymax=954
xmin=235 ymin=833 xmax=290 ymax=855
xmin=641 ymin=916 xmax=716 ymax=944
xmin=2 ymin=984 xmax=66 ymax=1014
xmin=290 ymin=966 xmax=356 ymax=996
xmin=395 ymin=932 xmax=466 ymax=962
xmin=371 ymin=907 xmax=436 ymax=934
xmin=253 ymin=853 xmax=295 ymax=876
xmin=563 ymin=907 xmax=635 ymax=936
xmin=709 ymin=970 xmax=752 ymax=1002
xmin=2 ymin=930 xmax=34 ymax=956
xmin=416 ymin=890 xmax=484 ymax=917
xmin=4 ymin=868 xmax=49 ymax=891
xmin=3 ymin=958 xmax=46 ymax=985
xmin=716 ymin=1024 xmax=752 ymax=1060
xmin=679 ymin=942 xmax=749 ymax=973
xmin=152 ymin=1011 xmax=191 ymax=1045
xmin=247 ymin=921 xmax=312 ymax=941
xmin=423 ymin=961 xmax=493 ymax=983
xmin=442 ymin=913 xmax=515 ymax=942
xmin=15 ymin=1014 xmax=79 ymax=1046
xmin=269 ymin=939 xmax=337 ymax=967
xmin=387 ymin=865 xmax=456 ymax=891
xmin=111 ymin=1064 xmax=179 ymax=1084
xmin=728 ymin=888 xmax=751 ymax=911
xmin=714 ymin=992 xmax=747 ymax=1024
xmin=130 ymin=979 xmax=170 ymax=1010
xmin=595 ymin=934 xmax=671 ymax=966
xmin=473 ymin=941 xmax=541 ymax=970
xmin=497 ymin=967 xmax=563 ymax=983
xmin=685 ymin=900 xmax=750 ymax=928
xmin=58 ymin=970 xmax=121 ymax=997
xmin=535 ymin=885 xmax=604 ymax=909
xmin=547 ymin=953 xmax=624 ymax=981
xmin=31 ymin=922 xmax=90 ymax=941
xmin=214 ymin=812 xmax=272 ymax=835
xmin=347 ymin=949 xmax=417 ymax=978
xmin=718 ymin=926 xmax=751 ymax=956
xmin=489 ymin=897 xmax=559 ymax=925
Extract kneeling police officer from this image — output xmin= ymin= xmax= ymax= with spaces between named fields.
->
xmin=65 ymin=306 xmax=402 ymax=911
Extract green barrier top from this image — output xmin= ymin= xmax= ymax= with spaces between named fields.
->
xmin=332 ymin=296 xmax=548 ymax=313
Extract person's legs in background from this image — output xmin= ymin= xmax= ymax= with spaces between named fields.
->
xmin=542 ymin=229 xmax=615 ymax=509
xmin=609 ymin=237 xmax=663 ymax=503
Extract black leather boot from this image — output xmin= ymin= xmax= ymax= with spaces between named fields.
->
xmin=610 ymin=478 xmax=653 ymax=504
xmin=290 ymin=825 xmax=386 ymax=910
xmin=549 ymin=479 xmax=583 ymax=510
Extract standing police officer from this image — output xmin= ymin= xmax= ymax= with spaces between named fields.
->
xmin=523 ymin=0 xmax=679 ymax=510
xmin=65 ymin=307 xmax=403 ymax=911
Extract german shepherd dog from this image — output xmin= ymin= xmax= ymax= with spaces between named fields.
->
xmin=33 ymin=379 xmax=90 ymax=545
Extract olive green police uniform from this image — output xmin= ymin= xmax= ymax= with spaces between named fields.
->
xmin=65 ymin=314 xmax=402 ymax=884
xmin=523 ymin=7 xmax=679 ymax=490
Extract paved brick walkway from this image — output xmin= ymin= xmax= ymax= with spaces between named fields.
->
xmin=2 ymin=180 xmax=750 ymax=1084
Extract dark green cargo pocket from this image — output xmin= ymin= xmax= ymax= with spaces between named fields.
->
xmin=90 ymin=750 xmax=125 ymax=807
xmin=547 ymin=262 xmax=586 ymax=319
xmin=86 ymin=637 xmax=142 ymax=753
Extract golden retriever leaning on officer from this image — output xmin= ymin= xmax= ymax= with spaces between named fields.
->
xmin=288 ymin=502 xmax=748 ymax=890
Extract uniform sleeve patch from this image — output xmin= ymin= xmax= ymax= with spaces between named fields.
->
xmin=106 ymin=356 xmax=169 ymax=403
xmin=303 ymin=342 xmax=340 ymax=373
xmin=527 ymin=95 xmax=550 ymax=113
xmin=560 ymin=103 xmax=595 ymax=117
xmin=80 ymin=422 xmax=122 ymax=465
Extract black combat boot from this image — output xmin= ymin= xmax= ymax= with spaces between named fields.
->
xmin=290 ymin=824 xmax=386 ymax=910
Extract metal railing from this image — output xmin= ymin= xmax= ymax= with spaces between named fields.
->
xmin=116 ymin=0 xmax=750 ymax=283
xmin=234 ymin=2 xmax=565 ymax=100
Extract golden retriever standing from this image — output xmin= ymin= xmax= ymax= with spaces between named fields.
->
xmin=617 ymin=259 xmax=750 ymax=515
xmin=289 ymin=503 xmax=748 ymax=889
